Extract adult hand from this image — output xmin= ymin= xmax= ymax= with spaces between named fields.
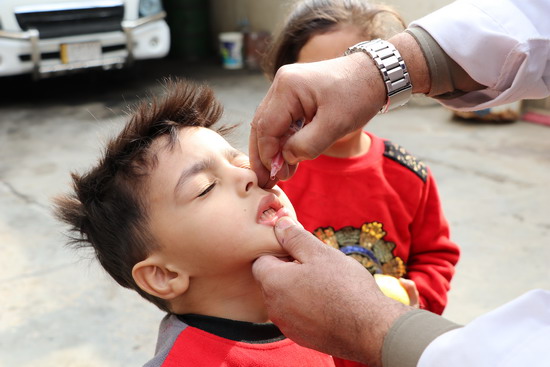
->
xmin=249 ymin=32 xmax=431 ymax=188
xmin=249 ymin=53 xmax=387 ymax=188
xmin=252 ymin=217 xmax=411 ymax=366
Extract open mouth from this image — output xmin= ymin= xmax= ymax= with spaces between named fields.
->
xmin=257 ymin=194 xmax=292 ymax=226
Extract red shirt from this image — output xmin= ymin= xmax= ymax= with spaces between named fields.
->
xmin=279 ymin=132 xmax=460 ymax=314
xmin=145 ymin=314 xmax=362 ymax=366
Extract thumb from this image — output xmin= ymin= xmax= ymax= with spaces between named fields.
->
xmin=281 ymin=124 xmax=327 ymax=165
xmin=274 ymin=217 xmax=326 ymax=263
xmin=282 ymin=113 xmax=351 ymax=164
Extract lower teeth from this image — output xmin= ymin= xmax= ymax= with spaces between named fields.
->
xmin=262 ymin=208 xmax=276 ymax=221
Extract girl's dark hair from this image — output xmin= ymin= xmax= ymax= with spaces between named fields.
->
xmin=53 ymin=79 xmax=229 ymax=312
xmin=262 ymin=0 xmax=406 ymax=79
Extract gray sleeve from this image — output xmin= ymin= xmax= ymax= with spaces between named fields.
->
xmin=405 ymin=27 xmax=469 ymax=100
xmin=382 ymin=309 xmax=462 ymax=367
xmin=143 ymin=314 xmax=188 ymax=367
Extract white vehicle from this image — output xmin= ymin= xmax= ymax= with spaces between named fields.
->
xmin=0 ymin=0 xmax=170 ymax=79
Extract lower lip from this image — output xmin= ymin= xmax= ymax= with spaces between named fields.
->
xmin=259 ymin=207 xmax=292 ymax=226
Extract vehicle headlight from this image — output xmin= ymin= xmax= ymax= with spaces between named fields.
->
xmin=139 ymin=0 xmax=163 ymax=17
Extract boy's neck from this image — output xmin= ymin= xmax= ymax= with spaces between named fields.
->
xmin=323 ymin=130 xmax=371 ymax=158
xmin=171 ymin=267 xmax=269 ymax=323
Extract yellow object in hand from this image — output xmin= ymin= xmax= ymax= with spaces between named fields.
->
xmin=374 ymin=274 xmax=410 ymax=305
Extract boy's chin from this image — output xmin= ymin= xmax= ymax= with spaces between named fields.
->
xmin=254 ymin=217 xmax=297 ymax=256
xmin=260 ymin=235 xmax=288 ymax=257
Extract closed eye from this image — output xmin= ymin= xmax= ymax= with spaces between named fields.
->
xmin=198 ymin=182 xmax=216 ymax=197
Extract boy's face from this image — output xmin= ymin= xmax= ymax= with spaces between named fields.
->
xmin=146 ymin=127 xmax=296 ymax=276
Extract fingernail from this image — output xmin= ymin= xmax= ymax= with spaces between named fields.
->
xmin=275 ymin=217 xmax=303 ymax=230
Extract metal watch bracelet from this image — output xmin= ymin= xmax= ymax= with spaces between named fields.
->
xmin=344 ymin=39 xmax=412 ymax=113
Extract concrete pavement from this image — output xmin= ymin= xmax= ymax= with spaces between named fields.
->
xmin=1 ymin=61 xmax=549 ymax=366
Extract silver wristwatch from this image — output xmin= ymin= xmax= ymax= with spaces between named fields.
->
xmin=344 ymin=39 xmax=412 ymax=113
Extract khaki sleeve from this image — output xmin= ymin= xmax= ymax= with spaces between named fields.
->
xmin=382 ymin=309 xmax=462 ymax=367
xmin=405 ymin=27 xmax=468 ymax=100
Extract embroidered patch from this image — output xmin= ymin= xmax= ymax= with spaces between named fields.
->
xmin=383 ymin=140 xmax=427 ymax=182
xmin=314 ymin=222 xmax=406 ymax=277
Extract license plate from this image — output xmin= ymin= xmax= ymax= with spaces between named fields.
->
xmin=60 ymin=42 xmax=101 ymax=64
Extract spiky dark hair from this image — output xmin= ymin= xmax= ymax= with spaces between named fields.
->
xmin=53 ymin=79 xmax=229 ymax=311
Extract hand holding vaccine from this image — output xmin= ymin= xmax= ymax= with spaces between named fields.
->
xmin=270 ymin=119 xmax=304 ymax=180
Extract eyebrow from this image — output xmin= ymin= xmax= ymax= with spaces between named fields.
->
xmin=174 ymin=148 xmax=243 ymax=194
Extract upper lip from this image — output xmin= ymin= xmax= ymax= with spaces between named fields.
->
xmin=257 ymin=193 xmax=283 ymax=222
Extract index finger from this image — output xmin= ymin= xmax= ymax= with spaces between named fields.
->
xmin=252 ymin=254 xmax=296 ymax=284
xmin=251 ymin=68 xmax=307 ymax=170
xmin=252 ymin=105 xmax=294 ymax=170
xmin=249 ymin=121 xmax=278 ymax=188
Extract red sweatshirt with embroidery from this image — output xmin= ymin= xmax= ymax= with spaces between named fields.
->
xmin=278 ymin=132 xmax=460 ymax=315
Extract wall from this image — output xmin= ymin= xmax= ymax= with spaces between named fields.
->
xmin=209 ymin=0 xmax=455 ymax=35
xmin=209 ymin=0 xmax=289 ymax=35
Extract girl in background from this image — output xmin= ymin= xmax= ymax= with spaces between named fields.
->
xmin=263 ymin=0 xmax=459 ymax=321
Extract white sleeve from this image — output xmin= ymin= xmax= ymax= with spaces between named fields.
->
xmin=410 ymin=0 xmax=550 ymax=110
xmin=418 ymin=289 xmax=550 ymax=367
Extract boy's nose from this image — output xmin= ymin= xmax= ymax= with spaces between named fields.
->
xmin=237 ymin=167 xmax=258 ymax=194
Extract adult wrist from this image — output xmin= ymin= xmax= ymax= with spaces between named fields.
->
xmin=387 ymin=32 xmax=431 ymax=95
xmin=405 ymin=27 xmax=456 ymax=97
xmin=346 ymin=52 xmax=388 ymax=113
xmin=404 ymin=27 xmax=485 ymax=98
xmin=344 ymin=38 xmax=413 ymax=113
xmin=382 ymin=309 xmax=462 ymax=367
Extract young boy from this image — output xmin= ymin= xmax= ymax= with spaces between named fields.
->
xmin=54 ymin=80 xmax=339 ymax=366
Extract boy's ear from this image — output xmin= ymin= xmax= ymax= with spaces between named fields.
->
xmin=132 ymin=255 xmax=190 ymax=300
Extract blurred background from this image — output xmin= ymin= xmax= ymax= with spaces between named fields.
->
xmin=1 ymin=0 xmax=549 ymax=365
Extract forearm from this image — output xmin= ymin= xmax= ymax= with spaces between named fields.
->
xmin=387 ymin=30 xmax=483 ymax=99
xmin=352 ymin=299 xmax=412 ymax=367
xmin=386 ymin=32 xmax=430 ymax=95
xmin=403 ymin=27 xmax=484 ymax=98
xmin=382 ymin=309 xmax=462 ymax=367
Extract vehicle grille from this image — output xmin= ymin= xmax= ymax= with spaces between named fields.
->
xmin=15 ymin=2 xmax=124 ymax=39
